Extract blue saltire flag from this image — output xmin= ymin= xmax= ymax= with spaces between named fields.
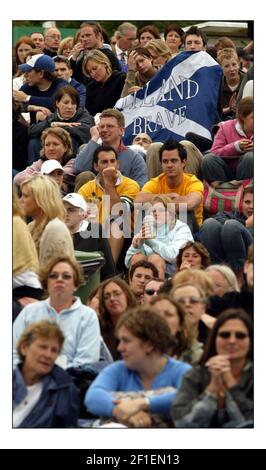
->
xmin=115 ymin=51 xmax=223 ymax=145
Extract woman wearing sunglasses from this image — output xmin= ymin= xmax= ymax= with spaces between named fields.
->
xmin=13 ymin=255 xmax=101 ymax=370
xmin=172 ymin=308 xmax=253 ymax=428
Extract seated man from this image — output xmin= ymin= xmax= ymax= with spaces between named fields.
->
xmin=78 ymin=144 xmax=139 ymax=263
xmin=128 ymin=259 xmax=159 ymax=304
xmin=73 ymin=108 xmax=148 ymax=188
xmin=13 ymin=54 xmax=68 ymax=124
xmin=62 ymin=192 xmax=116 ymax=279
xmin=134 ymin=139 xmax=204 ymax=234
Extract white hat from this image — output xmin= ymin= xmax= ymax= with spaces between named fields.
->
xmin=63 ymin=193 xmax=87 ymax=212
xmin=41 ymin=160 xmax=63 ymax=175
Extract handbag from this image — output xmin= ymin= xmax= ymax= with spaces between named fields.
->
xmin=203 ymin=179 xmax=251 ymax=215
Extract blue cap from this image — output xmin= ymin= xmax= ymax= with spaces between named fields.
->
xmin=19 ymin=54 xmax=56 ymax=73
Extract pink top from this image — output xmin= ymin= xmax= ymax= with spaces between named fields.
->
xmin=13 ymin=158 xmax=74 ymax=186
xmin=210 ymin=119 xmax=253 ymax=172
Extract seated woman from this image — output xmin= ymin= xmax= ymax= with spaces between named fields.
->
xmin=13 ymin=320 xmax=79 ymax=428
xmin=13 ymin=185 xmax=42 ymax=321
xmin=18 ymin=175 xmax=70 ymax=257
xmin=98 ymin=278 xmax=137 ymax=360
xmin=120 ymin=47 xmax=158 ymax=97
xmin=28 ymin=85 xmax=94 ymax=160
xmin=171 ymin=278 xmax=216 ymax=344
xmin=176 ymin=241 xmax=211 ymax=272
xmin=163 ymin=23 xmax=184 ymax=57
xmin=201 ymin=97 xmax=253 ymax=183
xmin=125 ymin=195 xmax=194 ymax=277
xmin=84 ymin=306 xmax=191 ymax=427
xmin=206 ymin=265 xmax=240 ymax=298
xmin=83 ymin=50 xmax=126 ymax=116
xmin=13 ymin=255 xmax=101 ymax=369
xmin=13 ymin=127 xmax=75 ymax=190
xmin=137 ymin=25 xmax=161 ymax=47
xmin=172 ymin=308 xmax=253 ymax=428
xmin=151 ymin=294 xmax=203 ymax=365
xmin=145 ymin=39 xmax=172 ymax=67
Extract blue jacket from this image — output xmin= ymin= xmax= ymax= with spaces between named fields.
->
xmin=13 ymin=364 xmax=79 ymax=427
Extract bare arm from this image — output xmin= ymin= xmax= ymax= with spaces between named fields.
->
xmin=134 ymin=192 xmax=160 ymax=204
xmin=167 ymin=192 xmax=202 ymax=212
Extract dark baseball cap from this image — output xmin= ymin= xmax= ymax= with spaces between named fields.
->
xmin=19 ymin=54 xmax=56 ymax=73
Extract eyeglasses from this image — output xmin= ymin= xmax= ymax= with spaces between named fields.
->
xmin=218 ymin=331 xmax=248 ymax=340
xmin=103 ymin=291 xmax=123 ymax=301
xmin=144 ymin=288 xmax=157 ymax=296
xmin=175 ymin=296 xmax=204 ymax=304
xmin=46 ymin=34 xmax=61 ymax=40
xmin=48 ymin=272 xmax=73 ymax=280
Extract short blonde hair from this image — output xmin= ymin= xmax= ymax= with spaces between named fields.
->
xmin=205 ymin=264 xmax=240 ymax=292
xmin=58 ymin=36 xmax=74 ymax=55
xmin=217 ymin=47 xmax=239 ymax=66
xmin=146 ymin=38 xmax=172 ymax=62
xmin=172 ymin=268 xmax=215 ymax=297
xmin=83 ymin=49 xmax=112 ymax=77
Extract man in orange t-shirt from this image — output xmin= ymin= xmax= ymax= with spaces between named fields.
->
xmin=135 ymin=140 xmax=203 ymax=231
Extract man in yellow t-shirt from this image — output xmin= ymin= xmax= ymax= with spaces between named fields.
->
xmin=135 ymin=140 xmax=203 ymax=229
xmin=78 ymin=144 xmax=139 ymax=263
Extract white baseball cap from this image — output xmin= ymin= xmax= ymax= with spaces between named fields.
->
xmin=63 ymin=193 xmax=87 ymax=212
xmin=41 ymin=159 xmax=63 ymax=175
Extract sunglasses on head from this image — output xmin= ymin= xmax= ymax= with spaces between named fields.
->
xmin=48 ymin=272 xmax=73 ymax=280
xmin=144 ymin=288 xmax=157 ymax=296
xmin=218 ymin=331 xmax=248 ymax=340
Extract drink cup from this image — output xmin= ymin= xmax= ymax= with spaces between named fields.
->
xmin=143 ymin=215 xmax=156 ymax=239
xmin=86 ymin=198 xmax=100 ymax=219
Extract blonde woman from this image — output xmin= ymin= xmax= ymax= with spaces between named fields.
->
xmin=125 ymin=195 xmax=193 ymax=276
xmin=205 ymin=265 xmax=240 ymax=297
xmin=58 ymin=37 xmax=74 ymax=58
xmin=20 ymin=175 xmax=73 ymax=262
xmin=83 ymin=49 xmax=126 ymax=116
xmin=145 ymin=39 xmax=172 ymax=67
xmin=13 ymin=186 xmax=42 ymax=319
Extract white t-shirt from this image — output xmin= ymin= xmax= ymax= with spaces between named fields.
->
xmin=13 ymin=381 xmax=43 ymax=427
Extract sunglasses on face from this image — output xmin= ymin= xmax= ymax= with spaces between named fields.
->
xmin=48 ymin=272 xmax=73 ymax=280
xmin=144 ymin=288 xmax=158 ymax=296
xmin=175 ymin=296 xmax=203 ymax=304
xmin=218 ymin=331 xmax=248 ymax=340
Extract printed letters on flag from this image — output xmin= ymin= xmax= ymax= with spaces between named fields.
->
xmin=115 ymin=51 xmax=223 ymax=145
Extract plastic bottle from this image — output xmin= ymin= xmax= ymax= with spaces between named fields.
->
xmin=143 ymin=215 xmax=156 ymax=239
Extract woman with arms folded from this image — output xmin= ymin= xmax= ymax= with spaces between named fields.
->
xmin=84 ymin=305 xmax=191 ymax=427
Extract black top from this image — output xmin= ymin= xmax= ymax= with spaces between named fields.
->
xmin=72 ymin=222 xmax=116 ymax=280
xmin=85 ymin=70 xmax=126 ymax=116
xmin=70 ymin=47 xmax=121 ymax=84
